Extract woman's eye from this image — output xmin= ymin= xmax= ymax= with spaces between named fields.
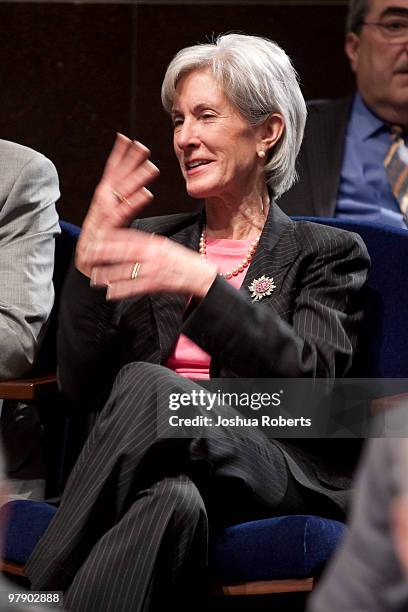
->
xmin=173 ymin=118 xmax=183 ymax=128
xmin=201 ymin=113 xmax=216 ymax=121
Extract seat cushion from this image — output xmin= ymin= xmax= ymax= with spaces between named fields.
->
xmin=210 ymin=514 xmax=346 ymax=583
xmin=0 ymin=500 xmax=57 ymax=564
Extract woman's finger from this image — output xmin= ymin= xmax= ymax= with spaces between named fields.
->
xmin=90 ymin=262 xmax=141 ymax=287
xmin=101 ymin=133 xmax=134 ymax=178
xmin=104 ymin=139 xmax=152 ymax=185
xmin=118 ymin=140 xmax=152 ymax=179
xmin=116 ymin=187 xmax=155 ymax=217
xmin=102 ymin=187 xmax=155 ymax=222
xmin=115 ymin=160 xmax=160 ymax=200
xmin=105 ymin=277 xmax=154 ymax=301
xmin=88 ymin=229 xmax=165 ymax=265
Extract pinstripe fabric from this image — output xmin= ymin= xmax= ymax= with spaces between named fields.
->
xmin=64 ymin=474 xmax=207 ymax=612
xmin=28 ymin=204 xmax=369 ymax=609
xmin=57 ymin=203 xmax=368 ymax=402
xmin=27 ymin=363 xmax=292 ymax=610
xmin=183 ymin=204 xmax=368 ymax=381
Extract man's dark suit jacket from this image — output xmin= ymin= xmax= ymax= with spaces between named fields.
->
xmin=58 ymin=203 xmax=369 ymax=513
xmin=279 ymin=97 xmax=352 ymax=217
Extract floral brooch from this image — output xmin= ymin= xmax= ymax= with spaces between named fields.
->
xmin=248 ymin=275 xmax=276 ymax=302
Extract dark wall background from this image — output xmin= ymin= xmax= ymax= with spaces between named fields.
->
xmin=0 ymin=2 xmax=353 ymax=225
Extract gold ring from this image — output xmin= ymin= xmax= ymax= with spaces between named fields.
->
xmin=112 ymin=190 xmax=132 ymax=207
xmin=131 ymin=262 xmax=142 ymax=280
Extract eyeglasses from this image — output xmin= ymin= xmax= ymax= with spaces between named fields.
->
xmin=359 ymin=19 xmax=408 ymax=44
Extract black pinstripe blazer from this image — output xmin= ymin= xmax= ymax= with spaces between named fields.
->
xmin=278 ymin=97 xmax=353 ymax=217
xmin=58 ymin=202 xmax=369 ymax=411
xmin=57 ymin=203 xmax=369 ymax=507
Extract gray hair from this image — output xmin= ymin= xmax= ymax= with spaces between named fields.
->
xmin=161 ymin=33 xmax=307 ymax=199
xmin=346 ymin=0 xmax=370 ymax=34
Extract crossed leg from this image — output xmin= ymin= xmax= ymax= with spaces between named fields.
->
xmin=26 ymin=362 xmax=293 ymax=610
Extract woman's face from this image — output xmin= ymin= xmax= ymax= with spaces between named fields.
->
xmin=172 ymin=68 xmax=269 ymax=201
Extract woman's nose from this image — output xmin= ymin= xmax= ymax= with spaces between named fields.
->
xmin=175 ymin=121 xmax=200 ymax=150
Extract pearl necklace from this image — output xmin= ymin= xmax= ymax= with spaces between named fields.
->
xmin=199 ymin=225 xmax=260 ymax=280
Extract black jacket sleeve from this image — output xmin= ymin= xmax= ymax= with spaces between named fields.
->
xmin=57 ymin=265 xmax=120 ymax=409
xmin=182 ymin=230 xmax=369 ymax=378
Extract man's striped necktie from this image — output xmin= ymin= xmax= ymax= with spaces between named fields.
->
xmin=384 ymin=125 xmax=408 ymax=222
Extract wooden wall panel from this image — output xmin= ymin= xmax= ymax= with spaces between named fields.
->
xmin=0 ymin=3 xmax=132 ymax=224
xmin=0 ymin=2 xmax=352 ymax=224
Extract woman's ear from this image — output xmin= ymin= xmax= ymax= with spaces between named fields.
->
xmin=258 ymin=113 xmax=285 ymax=157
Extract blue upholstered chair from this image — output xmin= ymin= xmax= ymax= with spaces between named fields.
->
xmin=0 ymin=501 xmax=58 ymax=578
xmin=210 ymin=515 xmax=345 ymax=597
xmin=293 ymin=217 xmax=408 ymax=378
xmin=1 ymin=218 xmax=406 ymax=603
xmin=208 ymin=218 xmax=408 ymax=600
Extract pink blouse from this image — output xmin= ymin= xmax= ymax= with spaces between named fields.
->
xmin=166 ymin=237 xmax=253 ymax=379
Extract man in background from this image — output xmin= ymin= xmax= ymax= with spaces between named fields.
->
xmin=308 ymin=436 xmax=408 ymax=611
xmin=279 ymin=0 xmax=408 ymax=228
xmin=0 ymin=139 xmax=60 ymax=499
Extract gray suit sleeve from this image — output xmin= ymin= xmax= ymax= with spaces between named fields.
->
xmin=0 ymin=146 xmax=60 ymax=380
xmin=308 ymin=439 xmax=408 ymax=612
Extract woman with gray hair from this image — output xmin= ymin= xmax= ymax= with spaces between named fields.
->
xmin=26 ymin=33 xmax=369 ymax=611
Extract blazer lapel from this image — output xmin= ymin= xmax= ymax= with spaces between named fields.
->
xmin=150 ymin=205 xmax=297 ymax=361
xmin=150 ymin=214 xmax=203 ymax=362
xmin=241 ymin=204 xmax=299 ymax=309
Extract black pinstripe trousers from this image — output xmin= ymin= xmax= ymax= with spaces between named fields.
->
xmin=26 ymin=362 xmax=299 ymax=611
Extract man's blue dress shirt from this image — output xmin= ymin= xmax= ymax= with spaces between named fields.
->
xmin=336 ymin=93 xmax=406 ymax=228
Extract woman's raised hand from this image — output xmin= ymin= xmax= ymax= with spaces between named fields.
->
xmin=77 ymin=134 xmax=160 ymax=277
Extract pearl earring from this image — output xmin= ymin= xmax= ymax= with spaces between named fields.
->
xmin=258 ymin=150 xmax=266 ymax=159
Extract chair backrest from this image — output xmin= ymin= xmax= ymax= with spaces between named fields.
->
xmin=34 ymin=220 xmax=80 ymax=374
xmin=292 ymin=217 xmax=408 ymax=378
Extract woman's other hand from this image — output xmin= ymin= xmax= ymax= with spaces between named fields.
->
xmin=89 ymin=228 xmax=217 ymax=299
xmin=77 ymin=134 xmax=160 ymax=277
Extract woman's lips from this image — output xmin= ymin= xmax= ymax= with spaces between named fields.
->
xmin=185 ymin=160 xmax=213 ymax=175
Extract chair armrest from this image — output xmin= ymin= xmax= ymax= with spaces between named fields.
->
xmin=371 ymin=392 xmax=408 ymax=415
xmin=211 ymin=577 xmax=314 ymax=596
xmin=0 ymin=559 xmax=25 ymax=577
xmin=0 ymin=374 xmax=58 ymax=401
